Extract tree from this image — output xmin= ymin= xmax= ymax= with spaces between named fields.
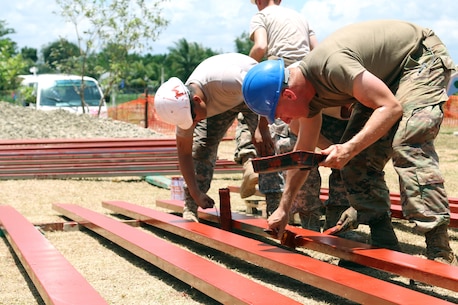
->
xmin=166 ymin=38 xmax=219 ymax=81
xmin=20 ymin=47 xmax=38 ymax=64
xmin=234 ymin=31 xmax=254 ymax=56
xmin=42 ymin=39 xmax=80 ymax=72
xmin=54 ymin=0 xmax=169 ymax=114
xmin=0 ymin=20 xmax=27 ymax=93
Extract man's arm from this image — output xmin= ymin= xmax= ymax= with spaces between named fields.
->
xmin=267 ymin=114 xmax=322 ymax=236
xmin=321 ymin=71 xmax=403 ymax=168
xmin=249 ymin=28 xmax=268 ymax=62
xmin=176 ymin=132 xmax=214 ymax=208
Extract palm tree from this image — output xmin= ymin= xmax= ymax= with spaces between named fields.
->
xmin=166 ymin=38 xmax=218 ymax=81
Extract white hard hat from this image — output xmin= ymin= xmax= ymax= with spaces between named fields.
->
xmin=154 ymin=77 xmax=193 ymax=130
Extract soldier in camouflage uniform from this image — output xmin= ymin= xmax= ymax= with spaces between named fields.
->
xmin=242 ymin=20 xmax=457 ymax=264
xmin=153 ymin=53 xmax=273 ymax=223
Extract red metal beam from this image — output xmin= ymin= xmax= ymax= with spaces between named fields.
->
xmin=155 ymin=199 xmax=458 ymax=292
xmin=52 ymin=203 xmax=302 ymax=305
xmin=102 ymin=200 xmax=456 ymax=305
xmin=0 ymin=206 xmax=107 ymax=305
xmin=0 ymin=138 xmax=242 ymax=179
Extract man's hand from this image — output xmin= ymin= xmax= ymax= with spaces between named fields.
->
xmin=267 ymin=207 xmax=289 ymax=239
xmin=195 ymin=192 xmax=215 ymax=209
xmin=320 ymin=143 xmax=354 ymax=169
xmin=253 ymin=117 xmax=275 ymax=156
xmin=337 ymin=206 xmax=359 ymax=232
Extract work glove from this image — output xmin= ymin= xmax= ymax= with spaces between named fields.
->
xmin=337 ymin=206 xmax=359 ymax=232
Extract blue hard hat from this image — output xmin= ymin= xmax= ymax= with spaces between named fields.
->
xmin=242 ymin=58 xmax=286 ymax=124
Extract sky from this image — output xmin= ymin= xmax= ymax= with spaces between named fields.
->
xmin=2 ymin=0 xmax=458 ymax=63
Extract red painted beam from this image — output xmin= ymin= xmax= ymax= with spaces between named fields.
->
xmin=52 ymin=203 xmax=302 ymax=305
xmin=102 ymin=200 xmax=456 ymax=305
xmin=0 ymin=206 xmax=107 ymax=305
xmin=156 ymin=199 xmax=458 ymax=292
xmin=0 ymin=138 xmax=178 ymax=149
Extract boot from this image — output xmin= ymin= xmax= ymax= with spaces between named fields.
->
xmin=183 ymin=200 xmax=199 ymax=222
xmin=265 ymin=192 xmax=282 ymax=216
xmin=368 ymin=213 xmax=402 ymax=252
xmin=425 ymin=224 xmax=457 ymax=265
xmin=240 ymin=158 xmax=259 ymax=198
xmin=299 ymin=209 xmax=322 ymax=232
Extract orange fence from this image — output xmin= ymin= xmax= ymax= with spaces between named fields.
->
xmin=108 ymin=94 xmax=237 ymax=137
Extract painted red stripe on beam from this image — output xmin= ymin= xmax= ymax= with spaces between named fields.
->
xmin=0 ymin=138 xmax=178 ymax=149
xmin=102 ymin=200 xmax=456 ymax=305
xmin=156 ymin=199 xmax=458 ymax=293
xmin=0 ymin=205 xmax=107 ymax=305
xmin=52 ymin=203 xmax=302 ymax=305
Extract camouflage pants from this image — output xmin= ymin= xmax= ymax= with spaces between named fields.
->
xmin=320 ymin=115 xmax=349 ymax=209
xmin=235 ymin=113 xmax=284 ymax=194
xmin=264 ymin=115 xmax=348 ymax=214
xmin=341 ymin=36 xmax=454 ymax=231
xmin=184 ymin=103 xmax=259 ymax=206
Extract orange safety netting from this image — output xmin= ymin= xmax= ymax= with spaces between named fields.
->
xmin=109 ymin=95 xmax=458 ymax=134
xmin=108 ymin=95 xmax=237 ymax=137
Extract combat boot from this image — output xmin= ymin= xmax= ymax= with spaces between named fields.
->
xmin=240 ymin=158 xmax=259 ymax=198
xmin=368 ymin=213 xmax=402 ymax=252
xmin=183 ymin=200 xmax=199 ymax=222
xmin=425 ymin=223 xmax=457 ymax=265
xmin=265 ymin=192 xmax=282 ymax=216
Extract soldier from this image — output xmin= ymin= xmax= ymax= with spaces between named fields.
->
xmin=242 ymin=20 xmax=457 ymax=264
xmin=154 ymin=53 xmax=272 ymax=222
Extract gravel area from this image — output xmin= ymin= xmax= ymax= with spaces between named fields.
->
xmin=0 ymin=101 xmax=165 ymax=139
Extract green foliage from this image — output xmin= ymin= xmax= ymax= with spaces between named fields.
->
xmin=234 ymin=31 xmax=254 ymax=55
xmin=42 ymin=39 xmax=80 ymax=73
xmin=166 ymin=38 xmax=219 ymax=81
xmin=1 ymin=7 xmax=252 ymax=97
xmin=54 ymin=0 xmax=170 ymax=105
xmin=0 ymin=21 xmax=27 ymax=91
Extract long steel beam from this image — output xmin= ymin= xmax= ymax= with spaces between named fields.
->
xmin=156 ymin=199 xmax=458 ymax=292
xmin=52 ymin=203 xmax=302 ymax=305
xmin=0 ymin=206 xmax=107 ymax=305
xmin=102 ymin=200 xmax=456 ymax=305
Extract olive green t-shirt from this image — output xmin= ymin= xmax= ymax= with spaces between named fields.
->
xmin=298 ymin=20 xmax=425 ymax=117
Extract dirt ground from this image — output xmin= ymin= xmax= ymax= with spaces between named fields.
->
xmin=1 ymin=136 xmax=458 ymax=304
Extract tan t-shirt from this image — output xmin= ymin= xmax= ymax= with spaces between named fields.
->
xmin=250 ymin=5 xmax=315 ymax=63
xmin=176 ymin=53 xmax=257 ymax=136
xmin=298 ymin=20 xmax=425 ymax=117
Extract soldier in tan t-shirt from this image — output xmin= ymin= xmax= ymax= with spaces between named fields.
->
xmin=154 ymin=53 xmax=272 ymax=223
xmin=242 ymin=20 xmax=457 ymax=265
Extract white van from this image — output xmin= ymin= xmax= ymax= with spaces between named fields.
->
xmin=18 ymin=74 xmax=108 ymax=117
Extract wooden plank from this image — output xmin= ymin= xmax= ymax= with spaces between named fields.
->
xmin=52 ymin=203 xmax=302 ymax=305
xmin=0 ymin=205 xmax=107 ymax=305
xmin=156 ymin=199 xmax=458 ymax=292
xmin=102 ymin=200 xmax=456 ymax=305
